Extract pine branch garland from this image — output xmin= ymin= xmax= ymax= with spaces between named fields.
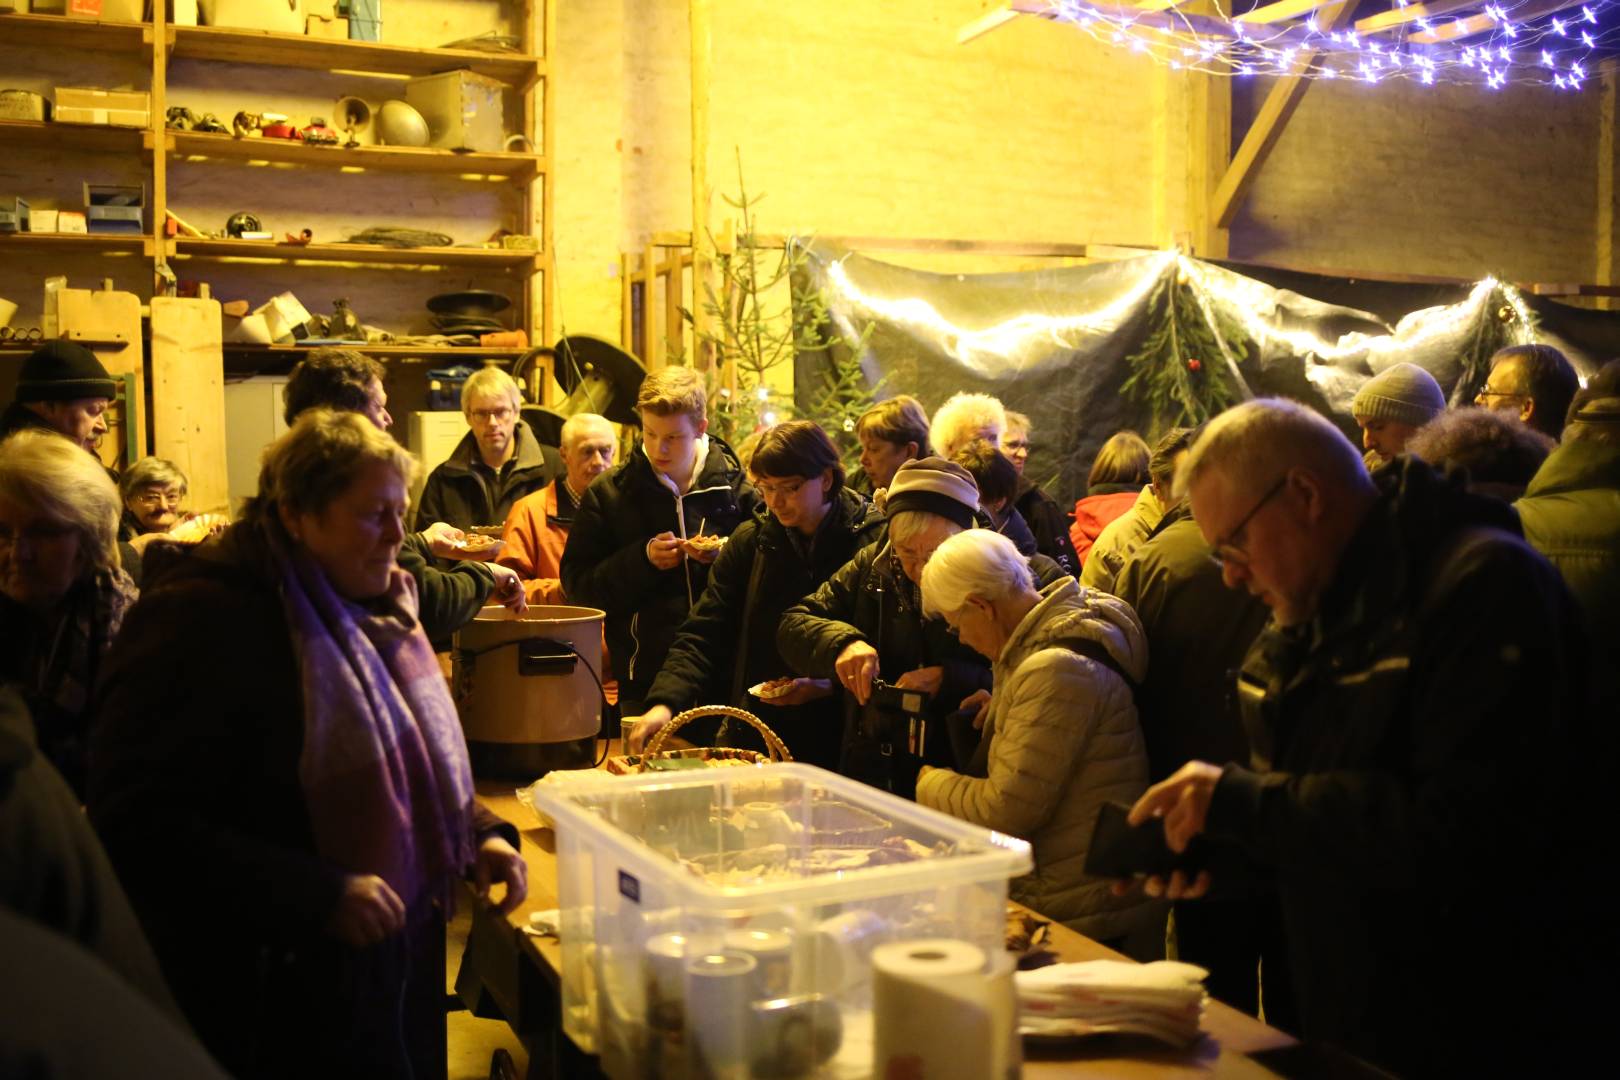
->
xmin=1120 ymin=263 xmax=1250 ymax=431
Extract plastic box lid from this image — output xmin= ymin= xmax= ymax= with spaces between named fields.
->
xmin=534 ymin=763 xmax=1033 ymax=911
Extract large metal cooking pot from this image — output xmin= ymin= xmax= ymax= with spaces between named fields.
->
xmin=452 ymin=604 xmax=606 ymax=779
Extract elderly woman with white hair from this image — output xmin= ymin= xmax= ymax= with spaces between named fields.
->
xmin=917 ymin=528 xmax=1160 ymax=953
xmin=930 ymin=390 xmax=1007 ymax=460
xmin=413 ymin=365 xmax=561 ymax=532
xmin=0 ymin=429 xmax=135 ymax=795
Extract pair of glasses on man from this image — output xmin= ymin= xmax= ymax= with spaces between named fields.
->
xmin=1207 ymin=474 xmax=1287 ymax=570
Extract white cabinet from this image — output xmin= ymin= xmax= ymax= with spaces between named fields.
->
xmin=223 ymin=375 xmax=289 ymax=513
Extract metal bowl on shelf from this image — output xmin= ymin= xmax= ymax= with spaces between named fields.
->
xmin=376 ymin=100 xmax=430 ymax=147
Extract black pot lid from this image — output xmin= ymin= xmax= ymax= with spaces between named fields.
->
xmin=431 ymin=315 xmax=508 ymax=331
xmin=426 ymin=290 xmax=512 ymax=316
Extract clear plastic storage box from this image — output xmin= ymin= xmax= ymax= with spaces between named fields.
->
xmin=533 ymin=763 xmax=1033 ymax=1079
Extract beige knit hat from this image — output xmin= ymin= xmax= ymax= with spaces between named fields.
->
xmin=1352 ymin=362 xmax=1446 ymax=427
xmin=884 ymin=456 xmax=980 ymax=529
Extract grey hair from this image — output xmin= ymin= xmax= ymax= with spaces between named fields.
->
xmin=1184 ymin=398 xmax=1369 ymax=498
xmin=0 ymin=429 xmax=121 ymax=573
xmin=119 ymin=457 xmax=188 ymax=502
xmin=921 ymin=528 xmax=1033 ymax=619
xmin=560 ymin=412 xmax=612 ymax=452
xmin=888 ymin=508 xmax=964 ymax=549
xmin=930 ymin=392 xmax=1007 ymax=459
xmin=1406 ymin=407 xmax=1554 ymax=488
xmin=461 ymin=366 xmax=522 ymax=414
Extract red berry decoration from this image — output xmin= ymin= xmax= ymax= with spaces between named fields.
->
xmin=1187 ymin=358 xmax=1202 ymax=372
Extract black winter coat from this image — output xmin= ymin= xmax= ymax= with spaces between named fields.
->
xmin=413 ymin=419 xmax=561 ymax=531
xmin=561 ymin=436 xmax=759 ymax=712
xmin=87 ymin=526 xmax=516 ymax=1079
xmin=645 ymin=488 xmax=885 ymax=768
xmin=1205 ymin=459 xmax=1598 ymax=1076
xmin=777 ymin=534 xmax=1069 ymax=791
xmin=1014 ymin=479 xmax=1080 ymax=577
xmin=1110 ymin=504 xmax=1267 ymax=781
xmin=397 ymin=531 xmax=495 ymax=649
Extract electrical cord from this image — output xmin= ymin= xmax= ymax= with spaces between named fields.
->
xmin=451 ymin=636 xmax=614 ymax=766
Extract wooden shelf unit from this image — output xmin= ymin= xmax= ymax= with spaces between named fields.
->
xmin=0 ymin=118 xmax=146 ymax=154
xmin=222 ymin=343 xmax=532 ymax=361
xmin=171 ymin=237 xmax=540 ymax=270
xmin=0 ymin=232 xmax=155 ymax=257
xmin=164 ymin=129 xmax=543 ymax=180
xmin=166 ymin=23 xmax=544 ymax=89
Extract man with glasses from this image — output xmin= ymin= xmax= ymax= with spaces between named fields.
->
xmin=1120 ymin=398 xmax=1592 ymax=1075
xmin=1474 ymin=343 xmax=1580 ymax=441
xmin=414 ymin=366 xmax=560 ymax=533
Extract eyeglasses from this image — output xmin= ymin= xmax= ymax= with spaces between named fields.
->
xmin=469 ymin=406 xmax=514 ymax=424
xmin=1207 ymin=475 xmax=1287 ymax=570
xmin=131 ymin=490 xmax=183 ymax=508
xmin=754 ymin=477 xmax=806 ymax=501
xmin=1474 ymin=384 xmax=1525 ymax=404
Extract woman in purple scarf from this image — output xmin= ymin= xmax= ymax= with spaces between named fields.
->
xmin=89 ymin=409 xmax=527 ymax=1079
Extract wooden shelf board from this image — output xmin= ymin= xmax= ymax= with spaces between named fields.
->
xmin=0 ymin=12 xmax=149 ymax=53
xmin=165 ymin=129 xmax=543 ymax=180
xmin=167 ymin=24 xmax=543 ymax=87
xmin=0 ymin=118 xmax=147 ymax=154
xmin=0 ymin=232 xmax=152 ymax=256
xmin=222 ymin=343 xmax=530 ymax=361
xmin=171 ymin=237 xmax=540 ymax=270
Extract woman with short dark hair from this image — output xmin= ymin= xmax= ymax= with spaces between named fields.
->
xmin=627 ymin=419 xmax=884 ymax=767
xmin=89 ymin=409 xmax=526 ymax=1079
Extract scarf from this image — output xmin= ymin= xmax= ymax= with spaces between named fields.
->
xmin=270 ymin=533 xmax=475 ymax=911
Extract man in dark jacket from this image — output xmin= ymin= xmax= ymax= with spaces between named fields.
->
xmin=1005 ymin=410 xmax=1080 ymax=575
xmin=635 ymin=423 xmax=886 ymax=768
xmin=561 ymin=367 xmax=758 ymax=713
xmin=1110 ymin=503 xmax=1289 ymax=1029
xmin=414 ymin=367 xmax=561 ymax=532
xmin=777 ymin=458 xmax=1068 ymax=795
xmin=284 ymin=349 xmax=523 ymax=645
xmin=1128 ymin=399 xmax=1597 ymax=1076
xmin=0 ymin=341 xmax=115 ymax=452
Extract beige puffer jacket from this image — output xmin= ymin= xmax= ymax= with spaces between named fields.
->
xmin=916 ymin=578 xmax=1156 ymax=943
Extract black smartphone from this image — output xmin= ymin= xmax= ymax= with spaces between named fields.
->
xmin=1083 ymin=800 xmax=1203 ymax=879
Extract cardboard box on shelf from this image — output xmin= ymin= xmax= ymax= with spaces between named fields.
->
xmin=405 ymin=70 xmax=506 ymax=154
xmin=197 ymin=0 xmax=305 ymax=33
xmin=305 ymin=12 xmax=346 ymax=39
xmin=0 ymin=90 xmax=49 ymax=123
xmin=55 ymin=87 xmax=151 ymax=128
xmin=68 ymin=0 xmax=147 ymax=18
xmin=84 ymin=182 xmax=145 ymax=234
xmin=31 ymin=209 xmax=60 ymax=233
xmin=57 ymin=211 xmax=88 ymax=234
xmin=171 ymin=0 xmax=198 ymax=25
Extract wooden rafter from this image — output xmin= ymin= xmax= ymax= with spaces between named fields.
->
xmin=1354 ymin=0 xmax=1479 ymax=35
xmin=1235 ymin=0 xmax=1338 ymax=26
xmin=957 ymin=3 xmax=1019 ymax=44
xmin=1211 ymin=0 xmax=1357 ymax=229
xmin=1410 ymin=0 xmax=1590 ymax=43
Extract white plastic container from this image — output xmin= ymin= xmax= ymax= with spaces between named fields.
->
xmin=535 ymin=763 xmax=1032 ymax=1079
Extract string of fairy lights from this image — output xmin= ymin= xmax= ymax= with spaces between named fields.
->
xmin=1029 ymin=0 xmax=1620 ymax=89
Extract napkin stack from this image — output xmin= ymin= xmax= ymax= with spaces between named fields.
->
xmin=1017 ymin=960 xmax=1209 ymax=1047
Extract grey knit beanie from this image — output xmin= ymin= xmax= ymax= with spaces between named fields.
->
xmin=884 ymin=456 xmax=979 ymax=529
xmin=1352 ymin=363 xmax=1446 ymax=427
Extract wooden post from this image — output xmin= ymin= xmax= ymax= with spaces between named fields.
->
xmin=664 ymin=254 xmax=684 ymax=363
xmin=541 ymin=0 xmax=557 ymax=344
xmin=149 ymin=3 xmax=169 ymax=272
xmin=690 ymin=0 xmax=712 ymax=369
xmin=620 ymin=252 xmax=634 ymax=353
xmin=642 ymin=241 xmax=658 ymax=367
xmin=1185 ymin=9 xmax=1230 ymax=259
xmin=1599 ymin=60 xmax=1618 ymax=312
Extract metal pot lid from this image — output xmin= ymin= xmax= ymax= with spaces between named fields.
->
xmin=426 ymin=290 xmax=512 ymax=316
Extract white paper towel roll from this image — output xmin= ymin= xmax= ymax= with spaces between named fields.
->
xmin=871 ymin=938 xmax=1019 ymax=1080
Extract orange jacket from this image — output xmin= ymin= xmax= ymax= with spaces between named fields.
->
xmin=499 ymin=483 xmax=618 ymax=705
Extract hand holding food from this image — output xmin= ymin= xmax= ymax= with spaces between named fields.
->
xmin=681 ymin=532 xmax=725 ymax=564
xmin=749 ymin=676 xmax=835 ymax=707
xmin=420 ymin=520 xmax=467 ymax=559
xmin=646 ymin=531 xmax=684 ymax=570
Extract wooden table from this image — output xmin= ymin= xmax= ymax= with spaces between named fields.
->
xmin=463 ymin=778 xmax=1296 ymax=1079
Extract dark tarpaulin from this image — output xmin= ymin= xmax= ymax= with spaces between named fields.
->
xmin=795 ymin=244 xmax=1616 ymax=507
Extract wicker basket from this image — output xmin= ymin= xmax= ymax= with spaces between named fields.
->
xmin=607 ymin=704 xmax=793 ymax=774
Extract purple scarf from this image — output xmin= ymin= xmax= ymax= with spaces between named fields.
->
xmin=271 ymin=536 xmax=475 ymax=911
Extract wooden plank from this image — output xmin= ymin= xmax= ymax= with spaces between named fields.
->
xmin=58 ymin=286 xmax=144 ymax=471
xmin=540 ymin=0 xmax=556 ymax=345
xmin=957 ymin=3 xmax=1018 ymax=44
xmin=1411 ymin=0 xmax=1587 ymax=43
xmin=150 ymin=0 xmax=168 ymax=284
xmin=165 ymin=130 xmax=545 ymax=180
xmin=220 ymin=344 xmax=535 ymax=360
xmin=1185 ymin=0 xmax=1231 ymax=259
xmin=0 ymin=233 xmax=150 ymax=257
xmin=1235 ymin=0 xmax=1336 ymax=24
xmin=664 ymin=251 xmax=684 ymax=365
xmin=167 ymin=24 xmax=544 ymax=88
xmin=642 ymin=241 xmax=657 ymax=368
xmin=1600 ymin=60 xmax=1617 ymax=311
xmin=1354 ymin=0 xmax=1478 ymax=34
xmin=171 ymin=238 xmax=541 ymax=270
xmin=620 ymin=252 xmax=634 ymax=355
xmin=0 ymin=118 xmax=145 ymax=155
xmin=150 ymin=297 xmax=229 ymax=512
xmin=690 ymin=0 xmax=713 ymax=370
xmin=0 ymin=11 xmax=146 ymax=52
xmin=1212 ymin=0 xmax=1357 ymax=230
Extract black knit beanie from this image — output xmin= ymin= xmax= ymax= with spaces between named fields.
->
xmin=16 ymin=341 xmax=117 ymax=403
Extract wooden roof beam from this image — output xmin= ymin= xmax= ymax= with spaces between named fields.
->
xmin=957 ymin=3 xmax=1018 ymax=43
xmin=1235 ymin=0 xmax=1338 ymax=26
xmin=1411 ymin=0 xmax=1591 ymax=43
xmin=1354 ymin=0 xmax=1480 ymax=34
xmin=1212 ymin=0 xmax=1357 ymax=229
